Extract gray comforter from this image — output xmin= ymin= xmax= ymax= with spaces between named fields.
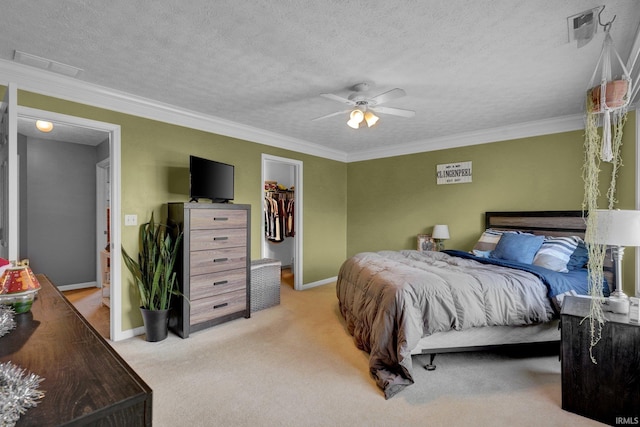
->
xmin=336 ymin=250 xmax=555 ymax=398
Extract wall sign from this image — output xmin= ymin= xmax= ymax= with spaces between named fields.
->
xmin=436 ymin=161 xmax=472 ymax=185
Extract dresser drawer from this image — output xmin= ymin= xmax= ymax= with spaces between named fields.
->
xmin=190 ymin=247 xmax=247 ymax=276
xmin=190 ymin=228 xmax=246 ymax=251
xmin=190 ymin=268 xmax=246 ymax=300
xmin=190 ymin=209 xmax=247 ymax=230
xmin=190 ymin=289 xmax=246 ymax=325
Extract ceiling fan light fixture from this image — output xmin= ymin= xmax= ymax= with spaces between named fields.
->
xmin=347 ymin=109 xmax=364 ymax=129
xmin=364 ymin=111 xmax=379 ymax=127
xmin=347 ymin=118 xmax=361 ymax=129
xmin=349 ymin=109 xmax=364 ymax=122
xmin=35 ymin=120 xmax=54 ymax=133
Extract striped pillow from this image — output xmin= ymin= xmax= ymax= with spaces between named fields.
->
xmin=472 ymin=229 xmax=531 ymax=252
xmin=533 ymin=236 xmax=583 ymax=273
xmin=472 ymin=229 xmax=505 ymax=252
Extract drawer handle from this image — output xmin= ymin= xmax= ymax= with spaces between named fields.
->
xmin=213 ymin=258 xmax=228 ymax=263
xmin=213 ymin=217 xmax=229 ymax=221
xmin=213 ymin=280 xmax=228 ymax=286
xmin=213 ymin=237 xmax=229 ymax=241
xmin=213 ymin=303 xmax=228 ymax=310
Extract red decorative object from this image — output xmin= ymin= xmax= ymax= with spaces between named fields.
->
xmin=0 ymin=262 xmax=41 ymax=314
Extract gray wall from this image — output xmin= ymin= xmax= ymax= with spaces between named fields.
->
xmin=25 ymin=137 xmax=97 ymax=286
xmin=97 ymin=137 xmax=109 ymax=162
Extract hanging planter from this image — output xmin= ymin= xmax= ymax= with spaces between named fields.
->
xmin=582 ymin=19 xmax=632 ymax=362
xmin=584 ymin=28 xmax=631 ymax=162
xmin=587 ymin=79 xmax=629 ymax=112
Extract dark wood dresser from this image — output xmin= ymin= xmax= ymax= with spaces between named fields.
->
xmin=168 ymin=202 xmax=251 ymax=338
xmin=0 ymin=275 xmax=152 ymax=426
xmin=561 ymin=296 xmax=640 ymax=426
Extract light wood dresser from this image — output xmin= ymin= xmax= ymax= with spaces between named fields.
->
xmin=168 ymin=202 xmax=251 ymax=338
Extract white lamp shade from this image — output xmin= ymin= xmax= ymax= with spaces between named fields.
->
xmin=364 ymin=111 xmax=379 ymax=127
xmin=588 ymin=209 xmax=640 ymax=246
xmin=349 ymin=109 xmax=364 ymax=122
xmin=346 ymin=118 xmax=360 ymax=129
xmin=432 ymin=224 xmax=450 ymax=240
xmin=347 ymin=109 xmax=364 ymax=129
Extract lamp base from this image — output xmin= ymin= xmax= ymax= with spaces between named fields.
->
xmin=603 ymin=294 xmax=629 ymax=314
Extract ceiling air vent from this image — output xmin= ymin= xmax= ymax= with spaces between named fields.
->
xmin=567 ymin=6 xmax=601 ymax=48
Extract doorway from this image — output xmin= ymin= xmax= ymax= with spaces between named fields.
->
xmin=15 ymin=106 xmax=122 ymax=340
xmin=261 ymin=154 xmax=303 ymax=290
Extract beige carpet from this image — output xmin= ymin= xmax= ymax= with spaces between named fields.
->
xmin=110 ymin=282 xmax=605 ymax=427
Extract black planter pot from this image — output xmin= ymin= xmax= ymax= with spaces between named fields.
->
xmin=140 ymin=307 xmax=169 ymax=342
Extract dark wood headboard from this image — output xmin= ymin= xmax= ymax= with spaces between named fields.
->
xmin=486 ymin=210 xmax=588 ymax=238
xmin=485 ymin=210 xmax=614 ymax=288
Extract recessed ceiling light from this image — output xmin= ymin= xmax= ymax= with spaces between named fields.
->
xmin=35 ymin=120 xmax=54 ymax=133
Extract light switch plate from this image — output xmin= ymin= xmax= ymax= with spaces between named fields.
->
xmin=125 ymin=214 xmax=138 ymax=226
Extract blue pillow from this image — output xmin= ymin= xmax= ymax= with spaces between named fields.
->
xmin=567 ymin=241 xmax=589 ymax=270
xmin=490 ymin=233 xmax=545 ymax=264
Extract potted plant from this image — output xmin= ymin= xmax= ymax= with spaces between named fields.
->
xmin=121 ymin=212 xmax=182 ymax=342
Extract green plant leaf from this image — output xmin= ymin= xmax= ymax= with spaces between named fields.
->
xmin=121 ymin=211 xmax=183 ymax=311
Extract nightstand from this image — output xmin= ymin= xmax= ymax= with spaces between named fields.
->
xmin=561 ymin=296 xmax=640 ymax=425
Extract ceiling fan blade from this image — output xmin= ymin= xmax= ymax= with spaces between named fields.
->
xmin=369 ymin=88 xmax=406 ymax=105
xmin=370 ymin=106 xmax=415 ymax=118
xmin=311 ymin=109 xmax=351 ymax=121
xmin=320 ymin=93 xmax=355 ymax=105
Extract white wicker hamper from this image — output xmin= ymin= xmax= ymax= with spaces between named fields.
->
xmin=250 ymin=258 xmax=281 ymax=312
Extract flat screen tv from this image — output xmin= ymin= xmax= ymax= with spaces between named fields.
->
xmin=189 ymin=155 xmax=234 ymax=203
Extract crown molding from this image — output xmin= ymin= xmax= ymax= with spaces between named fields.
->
xmin=0 ymin=59 xmax=348 ymax=162
xmin=1 ymin=59 xmax=598 ymax=164
xmin=346 ymin=114 xmax=587 ymax=162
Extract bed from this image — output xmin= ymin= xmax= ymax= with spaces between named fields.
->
xmin=336 ymin=211 xmax=613 ymax=399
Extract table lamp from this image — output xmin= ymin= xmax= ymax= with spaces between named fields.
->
xmin=587 ymin=209 xmax=640 ymax=314
xmin=432 ymin=225 xmax=450 ymax=251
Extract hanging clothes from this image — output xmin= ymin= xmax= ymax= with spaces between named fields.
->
xmin=264 ymin=189 xmax=294 ymax=242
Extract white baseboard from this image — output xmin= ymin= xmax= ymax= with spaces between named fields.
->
xmin=111 ymin=326 xmax=145 ymax=342
xmin=57 ymin=281 xmax=99 ymax=291
xmin=302 ymin=276 xmax=337 ymax=289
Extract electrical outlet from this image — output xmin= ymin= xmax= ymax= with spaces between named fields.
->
xmin=125 ymin=214 xmax=138 ymax=226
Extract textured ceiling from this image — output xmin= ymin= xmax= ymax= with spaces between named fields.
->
xmin=1 ymin=1 xmax=639 ymax=159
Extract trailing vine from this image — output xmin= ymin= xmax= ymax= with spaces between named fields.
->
xmin=582 ymin=93 xmax=627 ymax=363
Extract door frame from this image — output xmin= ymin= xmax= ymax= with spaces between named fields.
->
xmin=261 ymin=154 xmax=303 ymax=289
xmin=96 ymin=158 xmax=110 ymax=292
xmin=16 ymin=106 xmax=123 ymax=340
xmin=1 ymin=83 xmax=18 ymax=261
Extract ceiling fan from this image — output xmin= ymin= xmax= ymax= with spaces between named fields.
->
xmin=312 ymin=82 xmax=416 ymax=129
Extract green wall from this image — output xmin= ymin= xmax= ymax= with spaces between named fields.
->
xmin=4 ymin=83 xmax=637 ymax=330
xmin=10 ymin=89 xmax=347 ymax=332
xmin=347 ymin=114 xmax=637 ymax=295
